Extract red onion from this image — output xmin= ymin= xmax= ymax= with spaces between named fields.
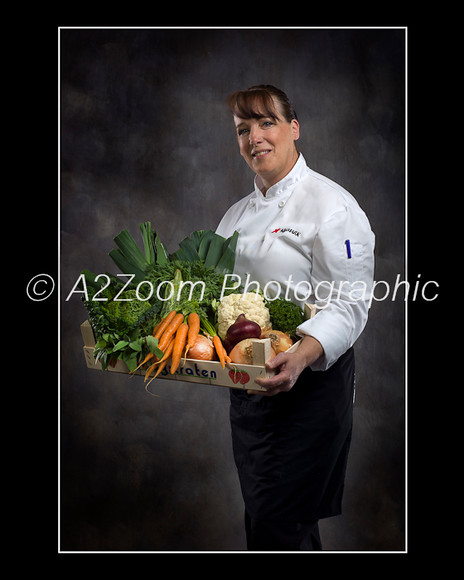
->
xmin=224 ymin=314 xmax=261 ymax=353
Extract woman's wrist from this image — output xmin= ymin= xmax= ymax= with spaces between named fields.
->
xmin=297 ymin=334 xmax=324 ymax=369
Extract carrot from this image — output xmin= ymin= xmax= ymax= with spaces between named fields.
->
xmin=170 ymin=322 xmax=189 ymax=374
xmin=143 ymin=313 xmax=185 ymax=381
xmin=158 ymin=312 xmax=185 ymax=353
xmin=185 ymin=312 xmax=200 ymax=357
xmin=154 ymin=310 xmax=177 ymax=339
xmin=219 ymin=338 xmax=231 ymax=364
xmin=130 ymin=311 xmax=178 ymax=375
xmin=154 ymin=357 xmax=170 ymax=379
xmin=153 ymin=335 xmax=175 ymax=366
xmin=144 ymin=361 xmax=158 ymax=383
xmin=131 ymin=350 xmax=155 ymax=374
xmin=145 ymin=356 xmax=170 ymax=390
xmin=213 ymin=335 xmax=226 ymax=369
xmin=145 ymin=337 xmax=175 ymax=382
xmin=151 ymin=320 xmax=162 ymax=337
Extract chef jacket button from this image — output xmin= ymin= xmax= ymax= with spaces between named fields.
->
xmin=278 ymin=200 xmax=285 ymax=208
xmin=249 ymin=200 xmax=255 ymax=207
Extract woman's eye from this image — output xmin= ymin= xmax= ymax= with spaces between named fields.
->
xmin=237 ymin=120 xmax=274 ymax=136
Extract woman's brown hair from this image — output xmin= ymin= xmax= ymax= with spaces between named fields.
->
xmin=228 ymin=85 xmax=298 ymax=123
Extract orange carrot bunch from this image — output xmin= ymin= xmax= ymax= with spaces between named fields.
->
xmin=130 ymin=311 xmax=177 ymax=373
xmin=134 ymin=310 xmax=232 ymax=393
xmin=144 ymin=311 xmax=198 ymax=389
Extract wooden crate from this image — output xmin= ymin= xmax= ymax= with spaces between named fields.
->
xmin=81 ymin=303 xmax=316 ymax=391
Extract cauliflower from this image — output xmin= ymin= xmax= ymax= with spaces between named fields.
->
xmin=217 ymin=292 xmax=271 ymax=339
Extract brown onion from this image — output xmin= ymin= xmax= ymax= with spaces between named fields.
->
xmin=225 ymin=314 xmax=261 ymax=353
xmin=229 ymin=338 xmax=276 ymax=365
xmin=186 ymin=334 xmax=216 ymax=361
xmin=260 ymin=330 xmax=293 ymax=354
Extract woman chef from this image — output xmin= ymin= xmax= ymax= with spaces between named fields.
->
xmin=215 ymin=85 xmax=375 ymax=551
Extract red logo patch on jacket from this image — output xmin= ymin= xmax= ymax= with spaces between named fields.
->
xmin=271 ymin=227 xmax=301 ymax=237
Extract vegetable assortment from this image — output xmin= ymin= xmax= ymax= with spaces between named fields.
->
xmin=82 ymin=221 xmax=306 ymax=383
xmin=82 ymin=222 xmax=239 ymax=375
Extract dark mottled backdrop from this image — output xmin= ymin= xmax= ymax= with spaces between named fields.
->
xmin=60 ymin=27 xmax=405 ymax=551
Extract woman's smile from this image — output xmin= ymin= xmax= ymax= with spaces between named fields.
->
xmin=251 ymin=149 xmax=272 ymax=159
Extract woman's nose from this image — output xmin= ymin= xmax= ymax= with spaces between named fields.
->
xmin=249 ymin=125 xmax=263 ymax=144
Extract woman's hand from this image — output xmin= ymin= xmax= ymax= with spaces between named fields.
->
xmin=250 ymin=335 xmax=324 ymax=397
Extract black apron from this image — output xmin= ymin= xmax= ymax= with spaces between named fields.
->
xmin=229 ymin=347 xmax=355 ymax=523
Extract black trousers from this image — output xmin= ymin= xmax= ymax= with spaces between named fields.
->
xmin=245 ymin=511 xmax=322 ymax=551
xmin=230 ymin=348 xmax=355 ymax=551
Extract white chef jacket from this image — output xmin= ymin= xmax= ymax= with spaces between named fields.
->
xmin=216 ymin=154 xmax=375 ymax=371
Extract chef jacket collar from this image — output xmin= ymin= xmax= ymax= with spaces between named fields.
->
xmin=254 ymin=153 xmax=310 ymax=200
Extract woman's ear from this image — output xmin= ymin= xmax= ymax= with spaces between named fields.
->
xmin=291 ymin=119 xmax=300 ymax=142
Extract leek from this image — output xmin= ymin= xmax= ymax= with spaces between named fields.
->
xmin=197 ymin=230 xmax=215 ymax=260
xmin=109 ymin=223 xmax=170 ymax=282
xmin=154 ymin=232 xmax=169 ymax=266
xmin=140 ymin=222 xmax=155 ymax=265
xmin=108 ymin=248 xmax=146 ymax=284
xmin=215 ymin=230 xmax=239 ymax=274
xmin=113 ymin=229 xmax=147 ymax=273
xmin=170 ymin=229 xmax=238 ymax=275
xmin=108 ymin=223 xmax=238 ymax=284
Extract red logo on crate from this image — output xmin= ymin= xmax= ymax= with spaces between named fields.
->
xmin=229 ymin=370 xmax=250 ymax=385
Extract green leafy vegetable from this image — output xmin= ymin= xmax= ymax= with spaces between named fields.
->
xmin=150 ymin=260 xmax=237 ymax=322
xmin=104 ymin=289 xmax=153 ymax=327
xmin=82 ymin=272 xmax=162 ymax=371
xmin=266 ymin=297 xmax=304 ymax=338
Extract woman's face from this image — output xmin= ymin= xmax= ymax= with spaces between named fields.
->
xmin=233 ymin=100 xmax=300 ymax=192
